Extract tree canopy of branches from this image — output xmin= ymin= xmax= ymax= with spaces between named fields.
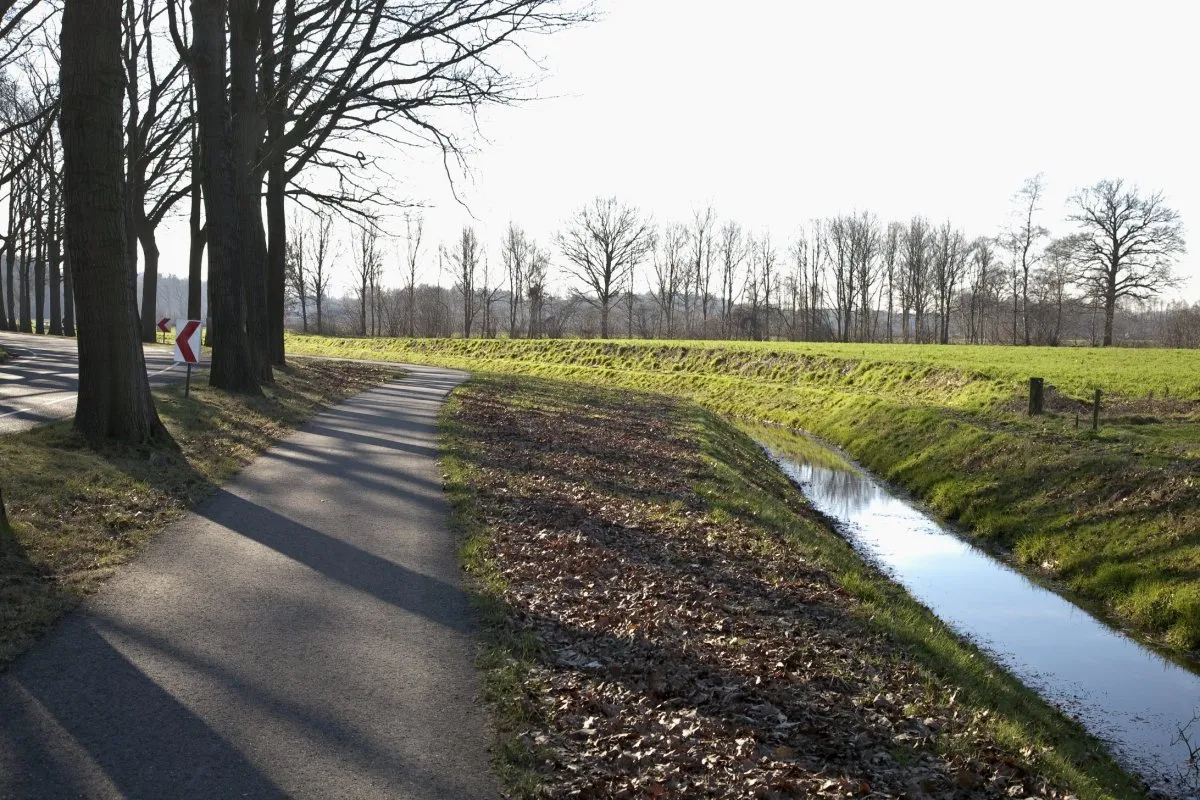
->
xmin=1067 ymin=179 xmax=1185 ymax=346
xmin=557 ymin=196 xmax=653 ymax=339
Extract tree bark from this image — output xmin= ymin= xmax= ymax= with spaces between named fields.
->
xmin=262 ymin=8 xmax=287 ymax=365
xmin=1103 ymin=285 xmax=1116 ymax=347
xmin=266 ymin=162 xmax=286 ymax=362
xmin=187 ymin=138 xmax=205 ymax=321
xmin=60 ymin=0 xmax=167 ymax=443
xmin=63 ymin=248 xmax=75 ymax=336
xmin=137 ymin=226 xmax=161 ymax=340
xmin=192 ymin=0 xmax=259 ymax=394
xmin=138 ymin=220 xmax=159 ymax=342
xmin=3 ymin=191 xmax=14 ymax=330
xmin=18 ymin=203 xmax=30 ymax=333
xmin=229 ymin=0 xmax=272 ymax=382
xmin=33 ymin=195 xmax=44 ymax=334
xmin=48 ymin=175 xmax=62 ymax=335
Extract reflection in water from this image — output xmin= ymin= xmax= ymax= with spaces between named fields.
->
xmin=750 ymin=423 xmax=1200 ymax=797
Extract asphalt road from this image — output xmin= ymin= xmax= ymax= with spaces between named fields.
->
xmin=0 ymin=365 xmax=497 ymax=798
xmin=0 ymin=331 xmax=199 ymax=434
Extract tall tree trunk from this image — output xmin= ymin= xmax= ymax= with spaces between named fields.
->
xmin=265 ymin=163 xmax=286 ymax=362
xmin=60 ymin=0 xmax=166 ymax=443
xmin=600 ymin=300 xmax=609 ymax=339
xmin=138 ymin=217 xmax=159 ymax=343
xmin=187 ymin=91 xmax=205 ymax=322
xmin=193 ymin=0 xmax=259 ymax=394
xmin=3 ymin=192 xmax=14 ymax=330
xmin=18 ymin=207 xmax=30 ymax=333
xmin=229 ymin=0 xmax=272 ymax=382
xmin=137 ymin=226 xmax=160 ymax=339
xmin=1103 ymin=289 xmax=1116 ymax=347
xmin=63 ymin=249 xmax=75 ymax=336
xmin=187 ymin=148 xmax=206 ymax=321
xmin=48 ymin=176 xmax=62 ymax=335
xmin=262 ymin=10 xmax=287 ymax=365
xmin=34 ymin=195 xmax=44 ymax=335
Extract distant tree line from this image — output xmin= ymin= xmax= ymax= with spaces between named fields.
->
xmin=289 ymin=176 xmax=1191 ymax=348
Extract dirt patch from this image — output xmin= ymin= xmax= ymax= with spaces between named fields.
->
xmin=451 ymin=378 xmax=1086 ymax=799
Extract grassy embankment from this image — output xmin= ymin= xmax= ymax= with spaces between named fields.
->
xmin=0 ymin=360 xmax=397 ymax=665
xmin=442 ymin=374 xmax=1144 ymax=799
xmin=289 ymin=334 xmax=1200 ymax=657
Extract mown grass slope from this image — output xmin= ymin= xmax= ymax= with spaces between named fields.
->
xmin=290 ymin=334 xmax=1200 ymax=657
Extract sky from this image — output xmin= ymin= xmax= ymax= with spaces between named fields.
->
xmin=156 ymin=0 xmax=1200 ymax=301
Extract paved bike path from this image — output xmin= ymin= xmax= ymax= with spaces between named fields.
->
xmin=0 ymin=365 xmax=498 ymax=798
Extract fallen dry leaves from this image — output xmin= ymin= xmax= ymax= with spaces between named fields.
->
xmin=453 ymin=380 xmax=1078 ymax=799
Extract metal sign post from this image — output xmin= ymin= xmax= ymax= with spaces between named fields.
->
xmin=174 ymin=320 xmax=203 ymax=397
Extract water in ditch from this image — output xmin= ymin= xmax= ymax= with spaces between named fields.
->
xmin=750 ymin=423 xmax=1200 ymax=797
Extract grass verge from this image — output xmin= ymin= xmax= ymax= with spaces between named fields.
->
xmin=441 ymin=373 xmax=1145 ymax=799
xmin=0 ymin=359 xmax=398 ymax=666
xmin=290 ymin=334 xmax=1200 ymax=658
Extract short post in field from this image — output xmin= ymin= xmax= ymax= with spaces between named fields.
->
xmin=1092 ymin=389 xmax=1102 ymax=431
xmin=1028 ymin=378 xmax=1045 ymax=416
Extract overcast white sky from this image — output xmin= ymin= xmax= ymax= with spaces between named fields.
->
xmin=158 ymin=0 xmax=1200 ymax=301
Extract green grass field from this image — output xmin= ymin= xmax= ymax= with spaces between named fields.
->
xmin=288 ymin=334 xmax=1200 ymax=657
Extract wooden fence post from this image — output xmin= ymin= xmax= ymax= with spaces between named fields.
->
xmin=1029 ymin=378 xmax=1045 ymax=416
xmin=1092 ymin=388 xmax=1102 ymax=431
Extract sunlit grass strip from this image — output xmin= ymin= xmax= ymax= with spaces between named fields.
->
xmin=288 ymin=334 xmax=1200 ymax=657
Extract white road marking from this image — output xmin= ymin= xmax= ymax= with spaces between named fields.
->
xmin=0 ymin=393 xmax=76 ymax=420
xmin=0 ymin=360 xmax=179 ymax=423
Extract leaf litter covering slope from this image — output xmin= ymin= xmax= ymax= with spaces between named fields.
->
xmin=452 ymin=380 xmax=1083 ymax=799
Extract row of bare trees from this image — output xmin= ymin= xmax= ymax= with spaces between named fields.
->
xmin=543 ymin=180 xmax=1185 ymax=347
xmin=295 ymin=177 xmax=1185 ymax=348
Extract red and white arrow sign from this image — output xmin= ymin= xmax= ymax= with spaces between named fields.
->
xmin=157 ymin=317 xmax=172 ymax=334
xmin=173 ymin=320 xmax=203 ymax=364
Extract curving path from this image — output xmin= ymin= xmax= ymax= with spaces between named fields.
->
xmin=0 ymin=365 xmax=498 ymax=799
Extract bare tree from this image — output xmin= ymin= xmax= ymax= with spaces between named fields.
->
xmin=901 ymin=217 xmax=933 ymax=343
xmin=931 ymin=221 xmax=966 ymax=344
xmin=526 ymin=243 xmax=548 ymax=338
xmin=827 ymin=215 xmax=854 ymax=341
xmin=125 ymin=0 xmax=190 ymax=343
xmin=650 ymin=222 xmax=687 ymax=337
xmin=308 ymin=211 xmax=333 ymax=333
xmin=690 ymin=206 xmax=715 ymax=334
xmin=403 ymin=213 xmax=424 ymax=338
xmin=60 ymin=0 xmax=167 ymax=441
xmin=478 ymin=251 xmax=503 ymax=338
xmin=284 ymin=212 xmax=308 ymax=331
xmin=1067 ymin=179 xmax=1185 ymax=346
xmin=352 ymin=225 xmax=380 ymax=336
xmin=965 ymin=237 xmax=998 ymax=344
xmin=500 ymin=221 xmax=529 ymax=338
xmin=716 ymin=220 xmax=746 ymax=339
xmin=557 ymin=196 xmax=654 ymax=339
xmin=881 ymin=222 xmax=902 ymax=342
xmin=1003 ymin=173 xmax=1048 ymax=346
xmin=448 ymin=226 xmax=480 ymax=337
